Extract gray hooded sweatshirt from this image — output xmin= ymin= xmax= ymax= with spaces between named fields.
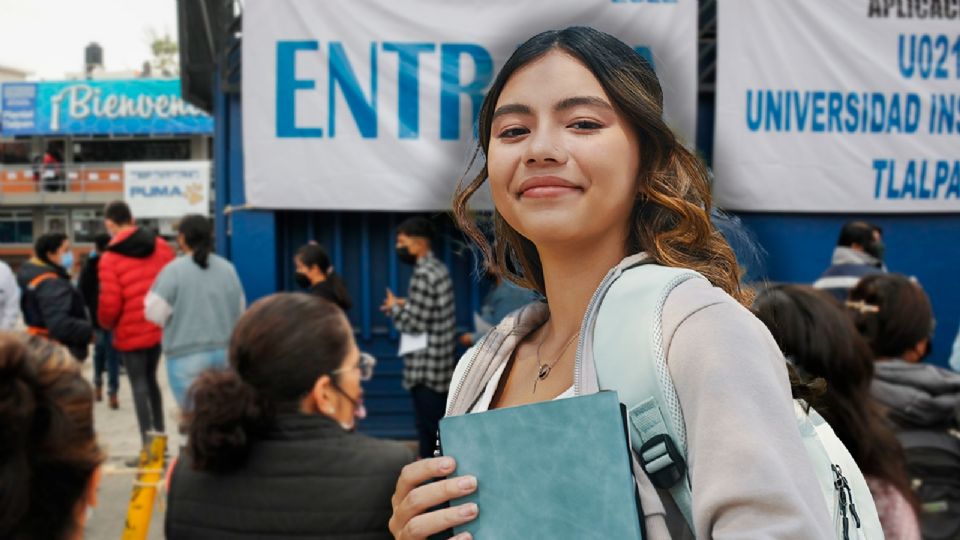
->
xmin=446 ymin=255 xmax=833 ymax=539
xmin=872 ymin=359 xmax=960 ymax=429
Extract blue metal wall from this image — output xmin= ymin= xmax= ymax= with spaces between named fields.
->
xmin=733 ymin=213 xmax=959 ymax=370
xmin=213 ymin=78 xmax=487 ymax=439
xmin=276 ymin=211 xmax=485 ymax=439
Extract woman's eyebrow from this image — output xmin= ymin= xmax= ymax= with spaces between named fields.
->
xmin=554 ymin=96 xmax=613 ymax=112
xmin=492 ymin=96 xmax=612 ymax=121
xmin=492 ymin=103 xmax=531 ymax=120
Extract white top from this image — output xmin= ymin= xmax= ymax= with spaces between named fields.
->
xmin=0 ymin=261 xmax=20 ymax=330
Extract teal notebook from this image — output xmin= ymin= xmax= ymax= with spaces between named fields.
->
xmin=438 ymin=391 xmax=644 ymax=539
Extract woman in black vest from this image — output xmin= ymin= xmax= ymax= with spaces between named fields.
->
xmin=165 ymin=293 xmax=412 ymax=539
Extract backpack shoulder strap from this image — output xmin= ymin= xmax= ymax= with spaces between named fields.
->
xmin=593 ymin=263 xmax=703 ymax=531
xmin=28 ymin=272 xmax=58 ymax=290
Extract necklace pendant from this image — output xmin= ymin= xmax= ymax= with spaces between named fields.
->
xmin=537 ymin=364 xmax=551 ymax=380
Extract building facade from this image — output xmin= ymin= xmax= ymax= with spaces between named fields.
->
xmin=0 ymin=78 xmax=213 ymax=266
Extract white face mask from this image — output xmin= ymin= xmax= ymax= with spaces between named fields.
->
xmin=327 ymin=385 xmax=367 ymax=432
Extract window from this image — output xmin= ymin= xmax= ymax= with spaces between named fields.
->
xmin=71 ymin=209 xmax=105 ymax=243
xmin=43 ymin=213 xmax=68 ymax=236
xmin=73 ymin=138 xmax=192 ymax=163
xmin=0 ymin=141 xmax=32 ymax=164
xmin=0 ymin=211 xmax=34 ymax=243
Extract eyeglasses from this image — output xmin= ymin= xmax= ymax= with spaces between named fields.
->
xmin=331 ymin=352 xmax=376 ymax=381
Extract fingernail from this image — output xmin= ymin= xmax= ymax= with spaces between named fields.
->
xmin=453 ymin=533 xmax=473 ymax=540
xmin=457 ymin=476 xmax=476 ymax=490
xmin=459 ymin=503 xmax=478 ymax=517
xmin=438 ymin=457 xmax=455 ymax=472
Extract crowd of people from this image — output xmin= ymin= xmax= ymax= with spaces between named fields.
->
xmin=0 ymin=25 xmax=958 ymax=540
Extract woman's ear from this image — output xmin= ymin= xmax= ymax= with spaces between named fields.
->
xmin=904 ymin=339 xmax=929 ymax=363
xmin=303 ymin=375 xmax=337 ymax=414
xmin=414 ymin=237 xmax=430 ymax=257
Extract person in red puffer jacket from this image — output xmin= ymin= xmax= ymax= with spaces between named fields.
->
xmin=98 ymin=200 xmax=175 ymax=453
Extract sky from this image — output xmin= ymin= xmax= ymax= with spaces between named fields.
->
xmin=0 ymin=0 xmax=179 ymax=80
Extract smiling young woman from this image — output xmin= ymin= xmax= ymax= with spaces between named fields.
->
xmin=388 ymin=27 xmax=832 ymax=540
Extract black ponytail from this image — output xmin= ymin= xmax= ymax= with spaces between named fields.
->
xmin=185 ymin=369 xmax=271 ymax=473
xmin=295 ymin=243 xmax=353 ymax=311
xmin=178 ymin=214 xmax=213 ymax=269
xmin=326 ymin=272 xmax=353 ymax=311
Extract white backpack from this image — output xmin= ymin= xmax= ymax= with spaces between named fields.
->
xmin=591 ymin=263 xmax=884 ymax=539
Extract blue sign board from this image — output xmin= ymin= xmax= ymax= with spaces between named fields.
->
xmin=1 ymin=79 xmax=212 ymax=136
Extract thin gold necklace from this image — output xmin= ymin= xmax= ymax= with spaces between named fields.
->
xmin=533 ymin=327 xmax=580 ymax=394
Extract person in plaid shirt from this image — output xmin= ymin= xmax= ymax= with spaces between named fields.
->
xmin=382 ymin=217 xmax=457 ymax=457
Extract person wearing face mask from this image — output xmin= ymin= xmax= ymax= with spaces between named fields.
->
xmin=814 ymin=220 xmax=887 ymax=301
xmin=293 ymin=242 xmax=352 ymax=311
xmin=145 ymin=215 xmax=246 ymax=410
xmin=16 ymin=232 xmax=93 ymax=361
xmin=165 ymin=293 xmax=413 ymax=539
xmin=381 ymin=216 xmax=457 ymax=458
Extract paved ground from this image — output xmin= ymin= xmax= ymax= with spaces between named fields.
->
xmin=82 ymin=356 xmax=181 ymax=540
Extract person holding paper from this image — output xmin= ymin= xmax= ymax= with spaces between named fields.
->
xmin=389 ymin=27 xmax=833 ymax=539
xmin=381 ymin=217 xmax=457 ymax=458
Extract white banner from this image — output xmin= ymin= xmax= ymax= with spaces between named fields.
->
xmin=243 ymin=0 xmax=698 ymax=211
xmin=714 ymin=0 xmax=960 ymax=213
xmin=123 ymin=161 xmax=211 ymax=219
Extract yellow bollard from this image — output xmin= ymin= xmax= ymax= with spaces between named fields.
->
xmin=121 ymin=432 xmax=167 ymax=540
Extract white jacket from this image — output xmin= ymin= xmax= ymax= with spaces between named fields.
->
xmin=0 ymin=261 xmax=20 ymax=330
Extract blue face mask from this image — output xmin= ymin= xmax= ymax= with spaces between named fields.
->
xmin=60 ymin=250 xmax=74 ymax=270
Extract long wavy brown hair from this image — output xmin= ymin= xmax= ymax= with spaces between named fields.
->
xmin=453 ymin=26 xmax=751 ymax=306
xmin=0 ymin=334 xmax=105 ymax=539
xmin=754 ymin=285 xmax=919 ymax=512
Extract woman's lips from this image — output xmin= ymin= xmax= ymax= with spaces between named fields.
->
xmin=518 ymin=176 xmax=581 ymax=199
xmin=521 ymin=185 xmax=581 ymax=198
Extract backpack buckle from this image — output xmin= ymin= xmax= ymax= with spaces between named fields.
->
xmin=639 ymin=434 xmax=687 ymax=489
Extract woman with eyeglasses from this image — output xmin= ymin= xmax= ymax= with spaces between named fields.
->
xmin=165 ymin=293 xmax=413 ymax=539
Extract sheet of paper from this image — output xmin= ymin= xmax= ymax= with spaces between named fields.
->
xmin=398 ymin=332 xmax=428 ymax=356
xmin=473 ymin=312 xmax=493 ymax=335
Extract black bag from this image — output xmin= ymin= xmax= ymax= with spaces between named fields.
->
xmin=897 ymin=429 xmax=960 ymax=540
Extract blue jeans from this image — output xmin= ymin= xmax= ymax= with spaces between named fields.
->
xmin=167 ymin=348 xmax=228 ymax=409
xmin=93 ymin=330 xmax=120 ymax=395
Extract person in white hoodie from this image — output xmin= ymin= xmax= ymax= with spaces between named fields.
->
xmin=0 ymin=260 xmax=19 ymax=330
